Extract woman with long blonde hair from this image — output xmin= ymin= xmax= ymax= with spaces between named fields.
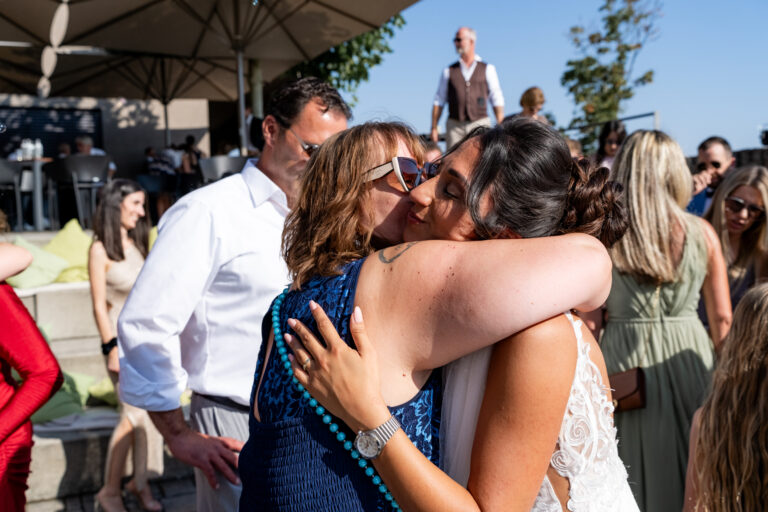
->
xmin=684 ymin=283 xmax=768 ymax=511
xmin=702 ymin=166 xmax=768 ymax=312
xmin=586 ymin=130 xmax=732 ymax=511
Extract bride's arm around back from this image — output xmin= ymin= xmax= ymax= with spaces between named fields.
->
xmin=357 ymin=232 xmax=612 ymax=372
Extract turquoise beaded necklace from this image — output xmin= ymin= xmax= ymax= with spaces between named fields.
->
xmin=271 ymin=288 xmax=400 ymax=510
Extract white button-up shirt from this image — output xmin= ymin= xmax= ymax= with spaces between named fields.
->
xmin=118 ymin=161 xmax=290 ymax=411
xmin=433 ymin=55 xmax=505 ymax=109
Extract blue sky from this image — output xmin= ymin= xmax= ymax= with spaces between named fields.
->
xmin=346 ymin=0 xmax=767 ymax=155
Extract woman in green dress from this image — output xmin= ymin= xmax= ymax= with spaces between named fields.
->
xmin=584 ymin=130 xmax=732 ymax=511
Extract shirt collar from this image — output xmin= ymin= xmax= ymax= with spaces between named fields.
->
xmin=241 ymin=159 xmax=289 ymax=212
xmin=459 ymin=55 xmax=482 ymax=71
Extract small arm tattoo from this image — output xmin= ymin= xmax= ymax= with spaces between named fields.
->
xmin=378 ymin=242 xmax=418 ymax=264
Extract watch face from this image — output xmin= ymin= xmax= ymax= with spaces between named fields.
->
xmin=354 ymin=433 xmax=381 ymax=459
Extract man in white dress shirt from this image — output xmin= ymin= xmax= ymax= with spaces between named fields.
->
xmin=117 ymin=78 xmax=350 ymax=511
xmin=430 ymin=26 xmax=505 ymax=149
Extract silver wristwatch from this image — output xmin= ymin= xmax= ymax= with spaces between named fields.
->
xmin=353 ymin=415 xmax=401 ymax=460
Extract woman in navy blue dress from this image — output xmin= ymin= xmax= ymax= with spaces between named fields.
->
xmin=239 ymin=121 xmax=616 ymax=511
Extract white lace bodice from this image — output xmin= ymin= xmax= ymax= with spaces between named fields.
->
xmin=532 ymin=313 xmax=638 ymax=511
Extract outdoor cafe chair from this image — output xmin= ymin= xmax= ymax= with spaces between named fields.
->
xmin=62 ymin=155 xmax=110 ymax=229
xmin=0 ymin=159 xmax=24 ymax=231
xmin=199 ymin=156 xmax=249 ymax=184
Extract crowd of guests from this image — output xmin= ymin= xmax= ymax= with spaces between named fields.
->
xmin=0 ymin=32 xmax=766 ymax=512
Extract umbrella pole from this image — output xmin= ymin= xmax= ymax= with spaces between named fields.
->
xmin=250 ymin=59 xmax=263 ymax=118
xmin=236 ymin=49 xmax=248 ymax=156
xmin=163 ymin=101 xmax=171 ymax=147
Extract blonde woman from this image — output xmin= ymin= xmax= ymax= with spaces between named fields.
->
xmin=88 ymin=180 xmax=163 ymax=512
xmin=703 ymin=166 xmax=768 ymax=311
xmin=585 ymin=130 xmax=732 ymax=511
xmin=683 ymin=283 xmax=768 ymax=511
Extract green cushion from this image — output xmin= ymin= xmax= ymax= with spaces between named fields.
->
xmin=6 ymin=237 xmax=70 ymax=289
xmin=87 ymin=377 xmax=118 ymax=407
xmin=31 ymin=371 xmax=96 ymax=424
xmin=43 ymin=219 xmax=92 ymax=283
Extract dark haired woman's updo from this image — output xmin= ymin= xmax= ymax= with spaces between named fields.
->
xmin=462 ymin=117 xmax=627 ymax=247
xmin=558 ymin=157 xmax=628 ymax=248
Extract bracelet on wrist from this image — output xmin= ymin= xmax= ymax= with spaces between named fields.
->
xmin=101 ymin=337 xmax=118 ymax=355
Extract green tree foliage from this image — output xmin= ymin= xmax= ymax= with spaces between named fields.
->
xmin=561 ymin=0 xmax=660 ymax=151
xmin=274 ymin=15 xmax=405 ymax=104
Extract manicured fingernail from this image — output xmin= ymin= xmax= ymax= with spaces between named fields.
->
xmin=288 ymin=354 xmax=294 ymax=362
xmin=309 ymin=300 xmax=318 ymax=311
xmin=353 ymin=306 xmax=363 ymax=324
xmin=284 ymin=333 xmax=293 ymax=344
xmin=287 ymin=318 xmax=297 ymax=328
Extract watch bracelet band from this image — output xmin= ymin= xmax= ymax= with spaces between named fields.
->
xmin=101 ymin=337 xmax=118 ymax=355
xmin=368 ymin=415 xmax=401 ymax=447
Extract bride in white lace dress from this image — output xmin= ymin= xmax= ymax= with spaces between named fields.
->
xmin=283 ymin=119 xmax=639 ymax=510
xmin=442 ymin=313 xmax=638 ymax=511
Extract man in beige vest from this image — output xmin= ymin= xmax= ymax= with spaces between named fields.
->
xmin=430 ymin=27 xmax=505 ymax=149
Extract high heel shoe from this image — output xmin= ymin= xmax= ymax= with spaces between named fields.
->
xmin=94 ymin=489 xmax=128 ymax=512
xmin=125 ymin=479 xmax=164 ymax=512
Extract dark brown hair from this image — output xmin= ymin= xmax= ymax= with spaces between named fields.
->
xmin=464 ymin=117 xmax=627 ymax=247
xmin=92 ymin=179 xmax=150 ymax=261
xmin=283 ymin=122 xmax=425 ymax=287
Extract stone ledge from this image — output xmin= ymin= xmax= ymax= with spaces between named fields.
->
xmin=28 ymin=427 xmax=192 ymax=503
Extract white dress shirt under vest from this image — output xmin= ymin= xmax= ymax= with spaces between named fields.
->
xmin=118 ymin=160 xmax=290 ymax=411
xmin=433 ymin=55 xmax=505 ymax=110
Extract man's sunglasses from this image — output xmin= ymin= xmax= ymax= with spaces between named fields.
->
xmin=364 ymin=157 xmax=439 ymax=193
xmin=274 ymin=116 xmax=320 ymax=157
xmin=696 ymin=161 xmax=722 ymax=172
xmin=286 ymin=126 xmax=320 ymax=157
xmin=725 ymin=196 xmax=765 ymax=218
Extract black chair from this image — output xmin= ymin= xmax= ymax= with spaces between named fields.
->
xmin=199 ymin=156 xmax=248 ymax=183
xmin=62 ymin=155 xmax=110 ymax=228
xmin=0 ymin=160 xmax=24 ymax=231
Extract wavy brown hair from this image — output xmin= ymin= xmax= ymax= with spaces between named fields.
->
xmin=693 ymin=283 xmax=768 ymax=511
xmin=0 ymin=209 xmax=8 ymax=232
xmin=283 ymin=122 xmax=425 ymax=287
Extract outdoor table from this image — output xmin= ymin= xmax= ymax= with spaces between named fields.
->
xmin=18 ymin=157 xmax=53 ymax=231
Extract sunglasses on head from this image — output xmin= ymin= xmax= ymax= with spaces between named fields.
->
xmin=696 ymin=161 xmax=722 ymax=172
xmin=725 ymin=196 xmax=764 ymax=218
xmin=364 ymin=157 xmax=439 ymax=193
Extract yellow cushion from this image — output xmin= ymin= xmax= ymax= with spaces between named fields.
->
xmin=55 ymin=267 xmax=90 ymax=283
xmin=87 ymin=376 xmax=118 ymax=407
xmin=149 ymin=226 xmax=158 ymax=250
xmin=43 ymin=219 xmax=92 ymax=283
xmin=6 ymin=237 xmax=70 ymax=289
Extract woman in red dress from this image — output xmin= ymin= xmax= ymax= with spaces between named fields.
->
xmin=0 ymin=218 xmax=63 ymax=510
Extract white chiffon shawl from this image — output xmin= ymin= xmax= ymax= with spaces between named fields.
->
xmin=439 ymin=346 xmax=492 ymax=487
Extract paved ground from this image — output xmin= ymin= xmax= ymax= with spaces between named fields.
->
xmin=26 ymin=475 xmax=197 ymax=512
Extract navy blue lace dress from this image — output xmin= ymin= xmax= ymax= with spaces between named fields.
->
xmin=239 ymin=259 xmax=442 ymax=511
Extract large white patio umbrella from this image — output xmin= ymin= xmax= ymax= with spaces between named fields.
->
xmin=0 ymin=0 xmax=419 ymax=152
